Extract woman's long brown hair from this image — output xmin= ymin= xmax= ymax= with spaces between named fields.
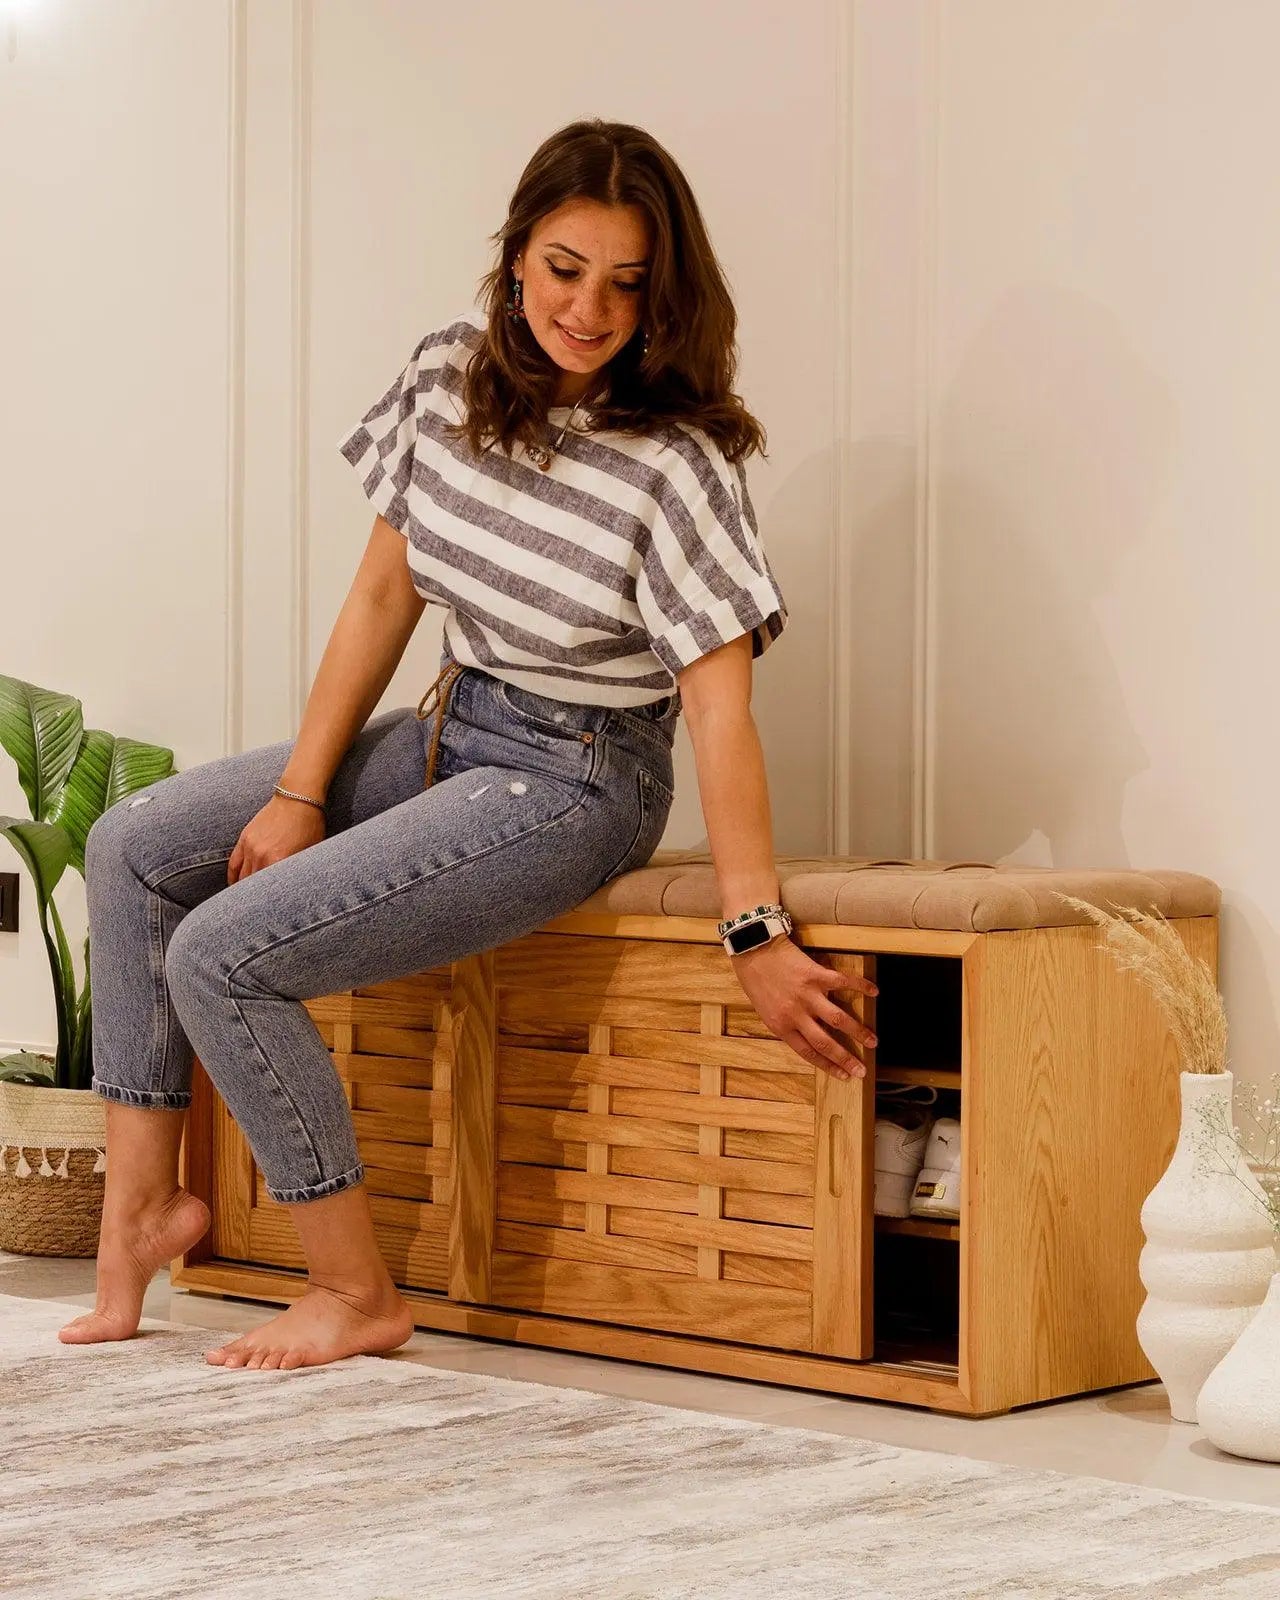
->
xmin=445 ymin=119 xmax=767 ymax=466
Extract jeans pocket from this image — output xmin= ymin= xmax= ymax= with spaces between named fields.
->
xmin=494 ymin=678 xmax=598 ymax=742
xmin=603 ymin=766 xmax=674 ymax=883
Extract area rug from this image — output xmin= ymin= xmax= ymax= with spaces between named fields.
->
xmin=4 ymin=1293 xmax=1280 ymax=1599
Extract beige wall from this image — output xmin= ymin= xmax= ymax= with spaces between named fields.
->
xmin=2 ymin=2 xmax=232 ymax=1054
xmin=918 ymin=1 xmax=1280 ymax=1073
xmin=1 ymin=0 xmax=854 ymax=1051
xmin=4 ymin=0 xmax=1273 ymax=1088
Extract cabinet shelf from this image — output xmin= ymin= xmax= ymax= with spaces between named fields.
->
xmin=875 ymin=1215 xmax=959 ymax=1242
xmin=875 ymin=1066 xmax=962 ymax=1091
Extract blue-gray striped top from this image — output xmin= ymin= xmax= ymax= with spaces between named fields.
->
xmin=337 ymin=308 xmax=788 ymax=707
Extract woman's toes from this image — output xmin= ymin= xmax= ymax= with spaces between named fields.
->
xmin=261 ymin=1351 xmax=284 ymax=1371
xmin=61 ymin=1305 xmax=142 ymax=1344
xmin=244 ymin=1351 xmax=268 ymax=1370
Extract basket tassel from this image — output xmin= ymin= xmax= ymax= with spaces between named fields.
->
xmin=0 ymin=1144 xmax=106 ymax=1176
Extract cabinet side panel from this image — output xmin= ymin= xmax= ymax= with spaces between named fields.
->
xmin=178 ymin=1057 xmax=235 ymax=1273
xmin=965 ymin=919 xmax=1209 ymax=1411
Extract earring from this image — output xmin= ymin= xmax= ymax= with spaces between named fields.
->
xmin=641 ymin=327 xmax=651 ymax=356
xmin=506 ymin=273 xmax=525 ymax=321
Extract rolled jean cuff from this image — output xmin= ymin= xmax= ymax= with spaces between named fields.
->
xmin=265 ymin=1162 xmax=366 ymax=1206
xmin=93 ymin=1080 xmax=192 ymax=1110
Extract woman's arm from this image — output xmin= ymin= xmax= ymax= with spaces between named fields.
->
xmin=278 ymin=516 xmax=427 ymax=800
xmin=677 ymin=635 xmax=878 ymax=1080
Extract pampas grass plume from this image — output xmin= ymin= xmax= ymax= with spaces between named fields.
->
xmin=1055 ymin=893 xmax=1227 ymax=1076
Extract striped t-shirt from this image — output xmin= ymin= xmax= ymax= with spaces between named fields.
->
xmin=337 ymin=307 xmax=788 ymax=707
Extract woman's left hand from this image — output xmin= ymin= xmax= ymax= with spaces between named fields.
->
xmin=731 ymin=936 xmax=877 ymax=1080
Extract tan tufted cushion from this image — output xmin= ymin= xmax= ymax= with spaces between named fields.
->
xmin=573 ymin=851 xmax=1220 ymax=934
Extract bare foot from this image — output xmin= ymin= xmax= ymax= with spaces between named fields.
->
xmin=204 ymin=1282 xmax=415 ymax=1371
xmin=58 ymin=1189 xmax=212 ymax=1344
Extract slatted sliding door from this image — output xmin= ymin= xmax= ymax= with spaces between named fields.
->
xmin=449 ymin=933 xmax=875 ymax=1357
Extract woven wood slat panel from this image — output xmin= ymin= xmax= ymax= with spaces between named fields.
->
xmin=491 ymin=942 xmax=820 ymax=1351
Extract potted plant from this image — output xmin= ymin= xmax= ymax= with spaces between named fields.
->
xmin=1055 ymin=892 xmax=1274 ymax=1424
xmin=0 ymin=673 xmax=175 ymax=1255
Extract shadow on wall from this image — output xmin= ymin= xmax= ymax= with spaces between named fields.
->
xmin=1216 ymin=889 xmax=1280 ymax=1085
xmin=827 ymin=436 xmax=919 ymax=858
xmin=932 ymin=280 xmax=1180 ymax=869
xmin=661 ymin=438 xmax=922 ymax=861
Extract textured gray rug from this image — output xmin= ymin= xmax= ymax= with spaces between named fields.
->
xmin=5 ymin=1292 xmax=1280 ymax=1599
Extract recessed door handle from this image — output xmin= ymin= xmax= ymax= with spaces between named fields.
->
xmin=827 ymin=1113 xmax=845 ymax=1199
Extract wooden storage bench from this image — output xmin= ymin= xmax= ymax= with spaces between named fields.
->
xmin=173 ymin=852 xmax=1220 ymax=1416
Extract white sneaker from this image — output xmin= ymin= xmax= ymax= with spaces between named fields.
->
xmin=874 ymin=1107 xmax=935 ymax=1217
xmin=910 ymin=1116 xmax=962 ymax=1219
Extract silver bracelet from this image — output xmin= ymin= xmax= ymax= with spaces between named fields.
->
xmin=717 ymin=901 xmax=787 ymax=938
xmin=272 ymin=783 xmax=325 ymax=812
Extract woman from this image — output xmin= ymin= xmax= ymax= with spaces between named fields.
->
xmin=58 ymin=119 xmax=878 ymax=1371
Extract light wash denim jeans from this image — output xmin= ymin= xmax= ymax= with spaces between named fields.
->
xmin=86 ymin=654 xmax=677 ymax=1203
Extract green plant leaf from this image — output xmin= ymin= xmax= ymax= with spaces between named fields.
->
xmin=46 ymin=730 xmax=177 ymax=875
xmin=0 ymin=816 xmax=70 ymax=901
xmin=0 ymin=1051 xmax=56 ymax=1086
xmin=47 ymin=896 xmax=80 ymax=1077
xmin=0 ymin=676 xmax=83 ymax=823
xmin=70 ymin=932 xmax=94 ymax=1091
xmin=0 ymin=817 xmax=72 ymax=1074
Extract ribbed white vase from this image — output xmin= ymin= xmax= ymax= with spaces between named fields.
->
xmin=1136 ymin=1070 xmax=1274 ymax=1423
xmin=1196 ymin=1268 xmax=1280 ymax=1458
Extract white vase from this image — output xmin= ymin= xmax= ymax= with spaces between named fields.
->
xmin=1135 ymin=1070 xmax=1275 ymax=1422
xmin=1196 ymin=1268 xmax=1280 ymax=1458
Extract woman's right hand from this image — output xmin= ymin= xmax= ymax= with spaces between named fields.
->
xmin=227 ymin=795 xmax=327 ymax=885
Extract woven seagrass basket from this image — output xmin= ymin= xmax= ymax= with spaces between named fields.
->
xmin=0 ymin=1082 xmax=107 ymax=1258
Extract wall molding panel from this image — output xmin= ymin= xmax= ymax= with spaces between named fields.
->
xmin=234 ymin=0 xmax=312 ymax=755
xmin=222 ymin=0 xmax=246 ymax=758
xmin=829 ymin=0 xmax=857 ymax=855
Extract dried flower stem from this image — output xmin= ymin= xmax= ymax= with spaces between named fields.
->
xmin=1194 ymin=1078 xmax=1280 ymax=1237
xmin=1057 ymin=894 xmax=1280 ymax=1238
xmin=1055 ymin=893 xmax=1227 ymax=1075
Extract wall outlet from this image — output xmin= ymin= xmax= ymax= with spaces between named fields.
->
xmin=0 ymin=873 xmax=17 ymax=933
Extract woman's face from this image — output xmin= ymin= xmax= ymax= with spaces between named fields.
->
xmin=514 ymin=199 xmax=651 ymax=405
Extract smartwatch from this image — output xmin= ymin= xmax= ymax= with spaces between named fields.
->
xmin=719 ymin=905 xmax=793 ymax=957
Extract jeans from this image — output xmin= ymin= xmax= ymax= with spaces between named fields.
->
xmin=85 ymin=655 xmax=678 ymax=1203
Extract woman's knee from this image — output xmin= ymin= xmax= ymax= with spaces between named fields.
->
xmin=163 ymin=895 xmax=235 ymax=1009
xmin=88 ymin=745 xmax=288 ymax=890
xmin=164 ymin=888 xmax=298 ymax=1008
xmin=84 ymin=786 xmax=166 ymax=882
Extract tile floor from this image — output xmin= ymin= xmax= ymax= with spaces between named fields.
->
xmin=6 ymin=1247 xmax=1280 ymax=1512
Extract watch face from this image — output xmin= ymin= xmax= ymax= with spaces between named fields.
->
xmin=728 ymin=919 xmax=773 ymax=954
